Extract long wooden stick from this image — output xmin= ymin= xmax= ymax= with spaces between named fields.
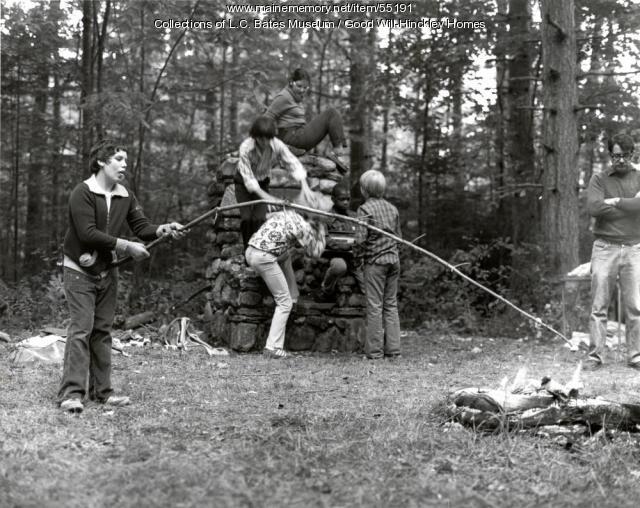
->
xmin=114 ymin=199 xmax=571 ymax=344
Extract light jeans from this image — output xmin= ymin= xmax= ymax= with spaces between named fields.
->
xmin=245 ymin=246 xmax=299 ymax=350
xmin=363 ymin=262 xmax=401 ymax=359
xmin=589 ymin=239 xmax=640 ymax=363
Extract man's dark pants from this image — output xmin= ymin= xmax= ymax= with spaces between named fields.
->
xmin=58 ymin=267 xmax=118 ymax=403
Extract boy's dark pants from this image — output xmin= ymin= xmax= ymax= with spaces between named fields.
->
xmin=363 ymin=262 xmax=401 ymax=358
xmin=234 ymin=175 xmax=270 ymax=249
xmin=280 ymin=107 xmax=346 ymax=150
xmin=58 ymin=267 xmax=118 ymax=403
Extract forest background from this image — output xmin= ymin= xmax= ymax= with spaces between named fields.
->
xmin=1 ymin=0 xmax=639 ymax=336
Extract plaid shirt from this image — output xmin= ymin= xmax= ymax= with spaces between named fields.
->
xmin=355 ymin=197 xmax=401 ymax=265
xmin=249 ymin=210 xmax=326 ymax=258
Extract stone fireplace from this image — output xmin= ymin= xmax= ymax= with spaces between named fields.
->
xmin=205 ymin=154 xmax=365 ymax=353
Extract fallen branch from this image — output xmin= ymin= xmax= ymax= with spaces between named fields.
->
xmin=122 ymin=310 xmax=155 ymax=330
xmin=113 ymin=199 xmax=570 ymax=345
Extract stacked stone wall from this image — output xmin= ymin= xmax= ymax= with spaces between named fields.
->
xmin=205 ymin=154 xmax=365 ymax=352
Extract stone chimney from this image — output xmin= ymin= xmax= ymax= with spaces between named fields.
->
xmin=205 ymin=154 xmax=365 ymax=352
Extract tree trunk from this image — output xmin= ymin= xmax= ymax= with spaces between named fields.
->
xmin=348 ymin=28 xmax=369 ymax=207
xmin=206 ymin=85 xmax=218 ymax=171
xmin=50 ymin=0 xmax=63 ymax=252
xmin=12 ymin=61 xmax=22 ymax=282
xmin=418 ymin=79 xmax=430 ymax=243
xmin=315 ymin=30 xmax=334 ymax=114
xmin=24 ymin=40 xmax=49 ymax=274
xmin=51 ymin=72 xmax=62 ymax=250
xmin=540 ymin=0 xmax=580 ymax=275
xmin=364 ymin=26 xmax=376 ymax=164
xmin=380 ymin=31 xmax=394 ymax=174
xmin=228 ymin=42 xmax=238 ymax=145
xmin=132 ymin=2 xmax=145 ymax=195
xmin=219 ymin=42 xmax=227 ymax=153
xmin=80 ymin=0 xmax=94 ymax=174
xmin=506 ymin=0 xmax=537 ymax=245
xmin=94 ymin=0 xmax=111 ymax=139
xmin=449 ymin=60 xmax=468 ymax=193
xmin=494 ymin=0 xmax=509 ymax=235
xmin=582 ymin=17 xmax=603 ymax=187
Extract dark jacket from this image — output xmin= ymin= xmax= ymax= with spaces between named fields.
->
xmin=63 ymin=176 xmax=158 ymax=275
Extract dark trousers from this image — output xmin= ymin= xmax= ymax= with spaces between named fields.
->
xmin=234 ymin=176 xmax=270 ymax=249
xmin=58 ymin=267 xmax=118 ymax=403
xmin=280 ymin=107 xmax=346 ymax=150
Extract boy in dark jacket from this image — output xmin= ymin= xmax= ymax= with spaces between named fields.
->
xmin=316 ymin=181 xmax=362 ymax=301
xmin=58 ymin=139 xmax=183 ymax=413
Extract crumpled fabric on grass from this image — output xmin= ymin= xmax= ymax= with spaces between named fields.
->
xmin=12 ymin=335 xmax=66 ymax=363
xmin=12 ymin=334 xmax=128 ymax=363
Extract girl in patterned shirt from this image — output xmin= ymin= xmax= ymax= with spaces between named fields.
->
xmin=246 ymin=181 xmax=330 ymax=359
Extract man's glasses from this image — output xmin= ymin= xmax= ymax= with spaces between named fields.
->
xmin=611 ymin=153 xmax=630 ymax=160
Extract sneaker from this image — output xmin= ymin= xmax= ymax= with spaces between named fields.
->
xmin=628 ymin=361 xmax=640 ymax=371
xmin=263 ymin=348 xmax=291 ymax=359
xmin=384 ymin=353 xmax=402 ymax=359
xmin=585 ymin=351 xmax=603 ymax=371
xmin=324 ymin=151 xmax=349 ymax=174
xmin=60 ymin=399 xmax=84 ymax=413
xmin=103 ymin=395 xmax=131 ymax=407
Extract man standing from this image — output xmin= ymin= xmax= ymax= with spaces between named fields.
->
xmin=58 ymin=139 xmax=183 ymax=413
xmin=586 ymin=133 xmax=640 ymax=370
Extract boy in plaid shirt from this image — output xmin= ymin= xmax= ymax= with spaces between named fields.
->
xmin=354 ymin=170 xmax=402 ymax=359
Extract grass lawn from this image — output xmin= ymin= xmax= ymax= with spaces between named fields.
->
xmin=2 ymin=329 xmax=640 ymax=508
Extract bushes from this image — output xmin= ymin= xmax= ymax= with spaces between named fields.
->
xmin=0 ymin=271 xmax=68 ymax=333
xmin=0 ymin=252 xmax=207 ymax=334
xmin=3 ymin=240 xmax=569 ymax=340
xmin=398 ymin=238 xmax=565 ymax=338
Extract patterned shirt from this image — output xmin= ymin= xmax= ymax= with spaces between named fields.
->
xmin=248 ymin=210 xmax=326 ymax=258
xmin=355 ymin=197 xmax=401 ymax=265
xmin=237 ymin=136 xmax=306 ymax=194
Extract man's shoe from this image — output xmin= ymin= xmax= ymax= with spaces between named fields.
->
xmin=584 ymin=360 xmax=603 ymax=371
xmin=103 ymin=395 xmax=131 ymax=407
xmin=628 ymin=361 xmax=640 ymax=371
xmin=60 ymin=399 xmax=84 ymax=413
xmin=263 ymin=348 xmax=291 ymax=359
